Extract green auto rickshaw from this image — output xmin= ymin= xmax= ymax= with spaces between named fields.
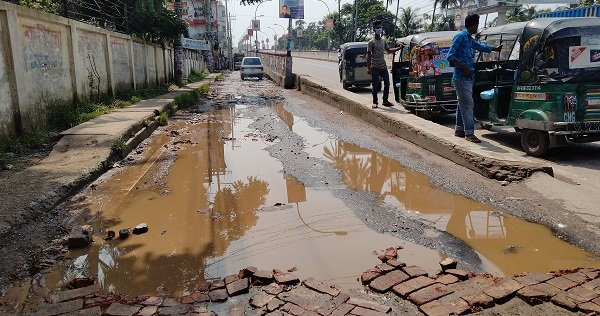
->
xmin=474 ymin=18 xmax=600 ymax=156
xmin=338 ymin=42 xmax=371 ymax=90
xmin=392 ymin=31 xmax=459 ymax=118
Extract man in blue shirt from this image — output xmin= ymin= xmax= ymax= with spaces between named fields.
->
xmin=447 ymin=14 xmax=501 ymax=143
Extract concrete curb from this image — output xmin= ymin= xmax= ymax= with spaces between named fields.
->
xmin=0 ymin=75 xmax=218 ymax=240
xmin=296 ymin=75 xmax=553 ymax=181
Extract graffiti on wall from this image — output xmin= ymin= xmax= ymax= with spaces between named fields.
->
xmin=23 ymin=24 xmax=63 ymax=71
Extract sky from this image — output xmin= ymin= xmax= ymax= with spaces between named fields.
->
xmin=226 ymin=0 xmax=570 ymax=45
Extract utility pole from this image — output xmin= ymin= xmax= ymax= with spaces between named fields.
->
xmin=352 ymin=0 xmax=358 ymax=41
xmin=224 ymin=0 xmax=233 ymax=69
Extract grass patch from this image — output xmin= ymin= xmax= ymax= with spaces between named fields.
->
xmin=158 ymin=112 xmax=169 ymax=126
xmin=173 ymin=83 xmax=212 ymax=109
xmin=1 ymin=85 xmax=169 ymax=168
xmin=111 ymin=137 xmax=127 ymax=158
xmin=185 ymin=68 xmax=211 ymax=84
xmin=0 ymin=130 xmax=53 ymax=168
xmin=215 ymin=74 xmax=223 ymax=81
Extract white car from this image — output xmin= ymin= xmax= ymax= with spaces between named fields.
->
xmin=240 ymin=57 xmax=263 ymax=80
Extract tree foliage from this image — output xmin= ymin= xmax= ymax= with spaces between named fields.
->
xmin=11 ymin=0 xmax=187 ymax=44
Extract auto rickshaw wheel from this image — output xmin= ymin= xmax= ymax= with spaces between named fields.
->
xmin=521 ymin=129 xmax=549 ymax=157
xmin=342 ymin=82 xmax=351 ymax=90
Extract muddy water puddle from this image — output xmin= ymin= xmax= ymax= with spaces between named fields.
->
xmin=48 ymin=107 xmax=440 ymax=297
xmin=274 ymin=102 xmax=600 ymax=276
xmin=48 ymin=101 xmax=600 ymax=298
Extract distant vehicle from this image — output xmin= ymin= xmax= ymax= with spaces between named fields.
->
xmin=234 ymin=53 xmax=245 ymax=70
xmin=391 ymin=31 xmax=459 ymax=118
xmin=338 ymin=42 xmax=371 ymax=90
xmin=240 ymin=57 xmax=263 ymax=80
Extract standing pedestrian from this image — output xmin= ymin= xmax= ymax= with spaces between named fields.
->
xmin=367 ymin=20 xmax=403 ymax=109
xmin=447 ymin=14 xmax=501 ymax=143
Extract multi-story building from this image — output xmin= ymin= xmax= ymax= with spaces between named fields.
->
xmin=168 ymin=0 xmax=230 ymax=68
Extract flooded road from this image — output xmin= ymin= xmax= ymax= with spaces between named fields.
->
xmin=47 ymin=74 xmax=600 ymax=298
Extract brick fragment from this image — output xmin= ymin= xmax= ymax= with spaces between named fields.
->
xmin=581 ymin=278 xmax=600 ymax=293
xmin=437 ymin=293 xmax=470 ymax=315
xmin=444 ymin=269 xmax=468 ymax=280
xmin=461 ymin=291 xmax=494 ymax=309
xmin=435 ymin=274 xmax=459 ymax=285
xmin=402 ymin=266 xmax=428 ymax=278
xmin=483 ymin=278 xmax=523 ymax=301
xmin=36 ymin=299 xmax=85 ymax=316
xmin=281 ymin=302 xmax=305 ymax=315
xmin=369 ymin=270 xmax=410 ymax=292
xmin=208 ymin=289 xmax=228 ymax=302
xmin=578 ymin=301 xmax=600 ymax=314
xmin=350 ymin=306 xmax=388 ymax=316
xmin=439 ymin=258 xmax=457 ymax=271
xmin=141 ymin=296 xmax=163 ymax=306
xmin=419 ymin=300 xmax=451 ymax=316
xmin=551 ymin=292 xmax=578 ymax=311
xmin=567 ymin=285 xmax=598 ymax=302
xmin=61 ymin=306 xmax=102 ymax=316
xmin=209 ymin=279 xmax=225 ymax=290
xmin=52 ymin=285 xmax=98 ymax=303
xmin=563 ymin=272 xmax=589 ymax=284
xmin=303 ymin=277 xmax=340 ymax=297
xmin=157 ymin=304 xmax=191 ymax=315
xmin=224 ymin=274 xmax=240 ymax=284
xmin=250 ymin=292 xmax=274 ymax=308
xmin=580 ymin=268 xmax=600 ymax=280
xmin=517 ymin=283 xmax=561 ymax=305
xmin=137 ymin=306 xmax=158 ymax=316
xmin=191 ymin=292 xmax=210 ymax=303
xmin=317 ymin=293 xmax=350 ymax=315
xmin=331 ymin=303 xmax=355 ymax=316
xmin=361 ymin=269 xmax=382 ymax=285
xmin=546 ymin=276 xmax=578 ymax=291
xmin=226 ymin=278 xmax=250 ymax=296
xmin=513 ymin=272 xmax=552 ymax=286
xmin=264 ymin=283 xmax=283 ymax=295
xmin=375 ymin=263 xmax=395 ymax=273
xmin=274 ymin=273 xmax=300 ymax=285
xmin=408 ymin=284 xmax=453 ymax=305
xmin=267 ymin=298 xmax=285 ymax=312
xmin=386 ymin=260 xmax=405 ymax=268
xmin=105 ymin=302 xmax=141 ymax=316
xmin=238 ymin=266 xmax=258 ymax=278
xmin=347 ymin=297 xmax=391 ymax=313
xmin=392 ymin=276 xmax=437 ymax=298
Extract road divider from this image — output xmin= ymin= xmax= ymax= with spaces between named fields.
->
xmin=295 ymin=75 xmax=553 ymax=181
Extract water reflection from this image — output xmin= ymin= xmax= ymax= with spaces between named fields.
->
xmin=50 ymin=108 xmax=270 ymax=296
xmin=320 ymin=139 xmax=600 ymax=276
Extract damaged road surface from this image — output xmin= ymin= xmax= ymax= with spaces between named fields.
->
xmin=3 ymin=73 xmax=600 ymax=314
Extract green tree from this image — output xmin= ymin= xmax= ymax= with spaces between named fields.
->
xmin=396 ymin=7 xmax=422 ymax=38
xmin=506 ymin=5 xmax=537 ymax=23
xmin=570 ymin=0 xmax=598 ymax=8
xmin=17 ymin=0 xmax=60 ymax=14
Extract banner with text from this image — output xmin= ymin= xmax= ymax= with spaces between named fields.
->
xmin=279 ymin=0 xmax=304 ymax=19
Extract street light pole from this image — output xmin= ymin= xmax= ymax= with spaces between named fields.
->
xmin=267 ymin=26 xmax=278 ymax=50
xmin=315 ymin=0 xmax=331 ymax=58
xmin=254 ymin=0 xmax=272 ymax=51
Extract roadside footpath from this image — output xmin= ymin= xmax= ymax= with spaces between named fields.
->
xmin=13 ymin=247 xmax=599 ymax=315
xmin=0 ymin=74 xmax=217 ymax=245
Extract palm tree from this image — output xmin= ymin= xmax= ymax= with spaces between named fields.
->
xmin=396 ymin=7 xmax=422 ymax=38
xmin=385 ymin=0 xmax=394 ymax=11
xmin=431 ymin=0 xmax=439 ymax=30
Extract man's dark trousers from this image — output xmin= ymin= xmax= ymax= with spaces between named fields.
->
xmin=371 ymin=68 xmax=390 ymax=103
